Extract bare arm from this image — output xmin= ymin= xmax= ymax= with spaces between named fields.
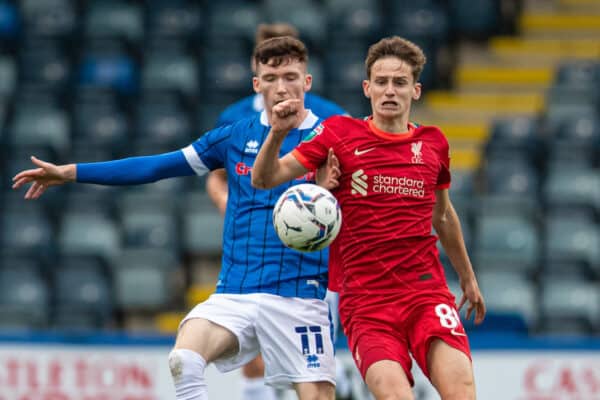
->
xmin=206 ymin=169 xmax=228 ymax=215
xmin=251 ymin=99 xmax=310 ymax=189
xmin=432 ymin=189 xmax=486 ymax=324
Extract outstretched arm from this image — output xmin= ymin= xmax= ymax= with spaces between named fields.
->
xmin=251 ymin=99 xmax=309 ymax=189
xmin=433 ymin=189 xmax=486 ymax=324
xmin=13 ymin=150 xmax=195 ymax=199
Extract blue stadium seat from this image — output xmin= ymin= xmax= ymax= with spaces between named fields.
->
xmin=539 ymin=278 xmax=600 ymax=335
xmin=78 ymin=43 xmax=138 ymax=96
xmin=0 ymin=2 xmax=19 ymax=48
xmin=111 ymin=248 xmax=181 ymax=310
xmin=0 ymin=265 xmax=49 ymax=329
xmin=473 ymin=214 xmax=540 ymax=275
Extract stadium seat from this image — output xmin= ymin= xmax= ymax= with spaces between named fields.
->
xmin=326 ymin=0 xmax=382 ymax=41
xmin=449 ymin=0 xmax=500 ymax=38
xmin=19 ymin=39 xmax=71 ymax=92
xmin=543 ymin=167 xmax=600 ymax=216
xmin=478 ymin=270 xmax=538 ymax=328
xmin=146 ymin=3 xmax=203 ymax=40
xmin=72 ymin=101 xmax=131 ymax=151
xmin=473 ymin=213 xmax=540 ymax=275
xmin=78 ymin=43 xmax=138 ymax=96
xmin=111 ymin=248 xmax=181 ymax=310
xmin=134 ymin=100 xmax=193 ymax=149
xmin=58 ymin=212 xmax=121 ymax=262
xmin=20 ymin=0 xmax=76 ymax=38
xmin=544 ymin=114 xmax=600 ymax=168
xmin=84 ymin=1 xmax=143 ymax=44
xmin=52 ymin=255 xmax=113 ymax=329
xmin=0 ymin=208 xmax=55 ymax=259
xmin=482 ymin=158 xmax=539 ymax=198
xmin=325 ymin=44 xmax=368 ymax=92
xmin=202 ymin=52 xmax=252 ymax=95
xmin=8 ymin=103 xmax=71 ymax=157
xmin=486 ymin=116 xmax=542 ymax=163
xmin=206 ymin=2 xmax=259 ymax=42
xmin=264 ymin=0 xmax=327 ymax=50
xmin=181 ymin=193 xmax=224 ymax=254
xmin=555 ymin=61 xmax=600 ymax=86
xmin=539 ymin=278 xmax=600 ymax=335
xmin=544 ymin=216 xmax=600 ymax=279
xmin=141 ymin=51 xmax=199 ymax=98
xmin=0 ymin=56 xmax=16 ymax=98
xmin=0 ymin=2 xmax=19 ymax=48
xmin=0 ymin=265 xmax=49 ymax=329
xmin=119 ymin=208 xmax=179 ymax=250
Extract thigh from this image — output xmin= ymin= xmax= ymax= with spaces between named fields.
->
xmin=427 ymin=339 xmax=475 ymax=399
xmin=255 ymin=295 xmax=335 ymax=389
xmin=408 ymin=298 xmax=472 ymax=380
xmin=178 ymin=294 xmax=261 ymax=371
xmin=365 ymin=360 xmax=414 ymax=400
xmin=175 ymin=317 xmax=238 ymax=363
xmin=294 ymin=381 xmax=336 ymax=400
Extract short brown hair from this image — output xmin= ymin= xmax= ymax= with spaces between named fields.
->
xmin=253 ymin=36 xmax=308 ymax=69
xmin=365 ymin=36 xmax=427 ymax=82
xmin=255 ymin=23 xmax=299 ymax=44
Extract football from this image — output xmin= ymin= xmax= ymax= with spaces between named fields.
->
xmin=273 ymin=183 xmax=342 ymax=252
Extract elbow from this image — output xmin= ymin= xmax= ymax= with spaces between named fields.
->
xmin=251 ymin=174 xmax=269 ymax=190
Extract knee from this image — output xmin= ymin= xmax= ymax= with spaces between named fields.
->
xmin=367 ymin=375 xmax=414 ymax=400
xmin=439 ymin=378 xmax=476 ymax=400
xmin=168 ymin=348 xmax=206 ymax=383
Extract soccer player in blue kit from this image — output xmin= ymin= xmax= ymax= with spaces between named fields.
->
xmin=13 ymin=37 xmax=337 ymax=400
xmin=206 ymin=23 xmax=351 ymax=400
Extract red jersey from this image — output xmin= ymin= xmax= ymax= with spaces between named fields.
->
xmin=293 ymin=115 xmax=451 ymax=296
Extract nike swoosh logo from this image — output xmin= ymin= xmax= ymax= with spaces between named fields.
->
xmin=450 ymin=328 xmax=467 ymax=337
xmin=354 ymin=147 xmax=375 ymax=156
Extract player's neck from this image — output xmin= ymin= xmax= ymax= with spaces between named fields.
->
xmin=371 ymin=113 xmax=411 ymax=134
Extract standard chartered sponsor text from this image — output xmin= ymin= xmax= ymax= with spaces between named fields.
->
xmin=373 ymin=174 xmax=425 ymax=197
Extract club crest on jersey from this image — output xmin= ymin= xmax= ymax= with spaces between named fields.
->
xmin=411 ymin=141 xmax=423 ymax=164
xmin=302 ymin=123 xmax=324 ymax=142
xmin=244 ymin=140 xmax=259 ymax=154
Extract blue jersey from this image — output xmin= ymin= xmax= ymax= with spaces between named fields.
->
xmin=216 ymin=93 xmax=347 ymax=127
xmin=182 ymin=111 xmax=328 ymax=299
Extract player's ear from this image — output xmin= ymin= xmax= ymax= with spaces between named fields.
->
xmin=252 ymin=76 xmax=260 ymax=94
xmin=362 ymin=80 xmax=370 ymax=98
xmin=304 ymin=73 xmax=312 ymax=92
xmin=412 ymin=82 xmax=422 ymax=100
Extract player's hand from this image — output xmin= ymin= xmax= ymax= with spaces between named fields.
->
xmin=271 ymin=99 xmax=303 ymax=136
xmin=457 ymin=277 xmax=486 ymax=324
xmin=316 ymin=148 xmax=340 ymax=190
xmin=12 ymin=156 xmax=76 ymax=199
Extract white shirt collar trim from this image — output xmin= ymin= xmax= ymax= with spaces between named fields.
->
xmin=259 ymin=109 xmax=318 ymax=129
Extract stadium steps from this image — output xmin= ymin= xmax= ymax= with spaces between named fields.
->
xmin=416 ymin=0 xmax=600 ymax=171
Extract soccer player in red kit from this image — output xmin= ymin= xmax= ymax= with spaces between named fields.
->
xmin=251 ymin=36 xmax=486 ymax=400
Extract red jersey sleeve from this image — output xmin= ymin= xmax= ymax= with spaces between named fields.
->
xmin=292 ymin=119 xmax=337 ymax=170
xmin=435 ymin=129 xmax=451 ymax=190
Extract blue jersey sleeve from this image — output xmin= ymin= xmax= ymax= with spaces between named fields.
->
xmin=76 ymin=151 xmax=195 ymax=185
xmin=185 ymin=124 xmax=233 ymax=172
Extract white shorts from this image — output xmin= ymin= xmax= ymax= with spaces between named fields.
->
xmin=180 ymin=293 xmax=336 ymax=388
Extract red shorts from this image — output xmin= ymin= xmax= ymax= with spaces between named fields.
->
xmin=339 ymin=289 xmax=471 ymax=385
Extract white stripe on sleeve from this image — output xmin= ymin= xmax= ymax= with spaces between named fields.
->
xmin=182 ymin=145 xmax=209 ymax=176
